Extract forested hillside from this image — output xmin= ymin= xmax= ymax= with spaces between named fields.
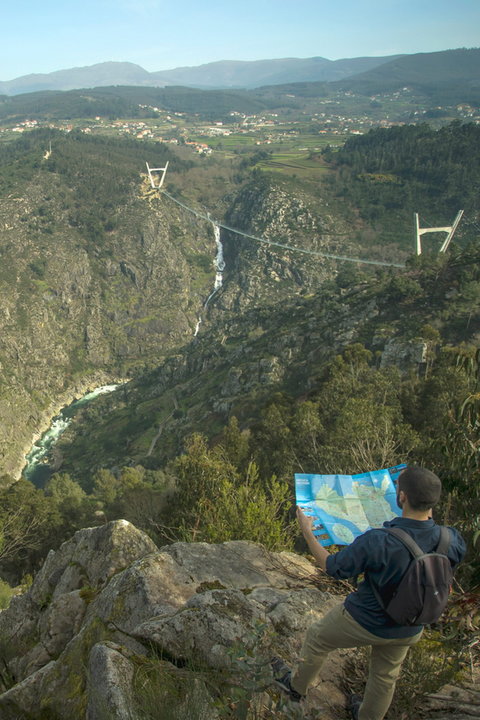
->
xmin=0 ymin=85 xmax=281 ymax=123
xmin=322 ymin=122 xmax=480 ymax=251
xmin=1 ymin=121 xmax=479 ymax=487
xmin=9 ymin=244 xmax=478 ymax=577
xmin=334 ymin=47 xmax=480 ymax=105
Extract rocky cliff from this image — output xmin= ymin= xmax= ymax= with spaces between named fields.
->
xmin=0 ymin=520 xmax=343 ymax=719
xmin=51 ymin=231 xmax=480 ymax=481
xmin=219 ymin=179 xmax=343 ymax=312
xmin=0 ymin=520 xmax=475 ymax=719
xmin=0 ymin=133 xmax=220 ymax=477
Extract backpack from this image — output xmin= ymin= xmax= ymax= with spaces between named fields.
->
xmin=370 ymin=526 xmax=453 ymax=626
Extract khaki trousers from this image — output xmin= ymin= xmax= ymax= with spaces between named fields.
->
xmin=291 ymin=602 xmax=423 ymax=720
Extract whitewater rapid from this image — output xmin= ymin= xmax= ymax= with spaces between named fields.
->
xmin=23 ymin=384 xmax=120 ymax=486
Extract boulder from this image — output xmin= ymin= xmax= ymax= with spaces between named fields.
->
xmin=0 ymin=521 xmax=341 ymax=720
xmin=0 ymin=520 xmax=157 ymax=685
xmin=133 ymin=588 xmax=269 ymax=668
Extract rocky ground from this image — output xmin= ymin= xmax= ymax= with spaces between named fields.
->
xmin=0 ymin=520 xmax=477 ymax=719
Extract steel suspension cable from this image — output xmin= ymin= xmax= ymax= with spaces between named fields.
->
xmin=159 ymin=189 xmax=406 ymax=269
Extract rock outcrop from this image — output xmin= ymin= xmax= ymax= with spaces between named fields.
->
xmin=0 ymin=520 xmax=344 ymax=720
xmin=0 ymin=520 xmax=476 ymax=719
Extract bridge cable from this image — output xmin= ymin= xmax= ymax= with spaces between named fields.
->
xmin=159 ymin=189 xmax=406 ymax=269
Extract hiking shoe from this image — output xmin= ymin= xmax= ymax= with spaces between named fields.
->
xmin=348 ymin=693 xmax=362 ymax=720
xmin=271 ymin=657 xmax=305 ymax=703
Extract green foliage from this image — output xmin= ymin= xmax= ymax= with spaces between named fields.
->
xmin=315 ymin=348 xmax=418 ymax=472
xmin=92 ymin=468 xmax=119 ymax=504
xmin=132 ymin=658 xmax=218 ymax=720
xmin=330 ymin=122 xmax=480 ymax=248
xmin=132 ymin=623 xmax=301 ymax=720
xmin=43 ymin=472 xmax=96 ymax=539
xmin=170 ymin=434 xmax=294 ymax=550
xmin=0 ymin=479 xmax=63 ymax=581
xmin=29 ymin=259 xmax=47 ymax=279
xmin=249 ymin=345 xmax=417 ymax=478
xmin=78 ymin=586 xmax=98 ymax=604
xmin=250 ymin=397 xmax=296 ymax=480
xmin=221 ymin=417 xmax=251 ymax=471
xmin=45 ymin=473 xmax=86 ymax=503
xmin=415 ymin=348 xmax=480 ymax=585
xmin=390 ymin=632 xmax=465 ymax=717
xmin=172 ymin=433 xmax=238 ymax=530
xmin=198 ymin=462 xmax=295 ymax=550
xmin=0 ymin=579 xmax=13 ymax=610
xmin=0 ymin=129 xmax=182 ymax=221
xmin=343 ymin=628 xmax=466 ymax=719
xmin=214 ymin=623 xmax=288 ymax=720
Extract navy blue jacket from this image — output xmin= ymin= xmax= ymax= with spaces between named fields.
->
xmin=325 ymin=516 xmax=466 ymax=638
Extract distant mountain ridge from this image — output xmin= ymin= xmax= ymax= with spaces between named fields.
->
xmin=250 ymin=48 xmax=480 ymax=106
xmin=333 ymin=47 xmax=480 ymax=95
xmin=0 ymin=55 xmax=401 ymax=95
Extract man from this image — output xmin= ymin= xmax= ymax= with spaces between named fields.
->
xmin=273 ymin=466 xmax=466 ymax=720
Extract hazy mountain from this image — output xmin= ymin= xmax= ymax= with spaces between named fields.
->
xmin=0 ymin=55 xmax=399 ymax=96
xmin=1 ymin=48 xmax=474 ymax=101
xmin=333 ymin=47 xmax=480 ymax=101
xmin=148 ymin=55 xmax=401 ymax=89
xmin=0 ymin=62 xmax=153 ymax=96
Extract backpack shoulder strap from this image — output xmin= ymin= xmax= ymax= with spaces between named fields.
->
xmin=436 ymin=526 xmax=451 ymax=555
xmin=368 ymin=528 xmax=419 ymax=611
xmin=381 ymin=527 xmax=424 ymax=559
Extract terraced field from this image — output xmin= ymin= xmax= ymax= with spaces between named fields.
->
xmin=256 ymin=150 xmax=331 ymax=178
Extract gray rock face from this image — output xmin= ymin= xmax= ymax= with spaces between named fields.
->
xmin=0 ymin=520 xmax=341 ymax=719
xmin=380 ymin=338 xmax=428 ymax=371
xmin=134 ymin=588 xmax=269 ymax=668
xmin=86 ymin=642 xmax=136 ymax=720
xmin=222 ymin=182 xmax=341 ymax=313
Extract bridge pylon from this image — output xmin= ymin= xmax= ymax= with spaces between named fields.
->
xmin=146 ymin=161 xmax=169 ymax=189
xmin=414 ymin=210 xmax=464 ymax=255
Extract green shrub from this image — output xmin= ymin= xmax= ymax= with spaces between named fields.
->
xmin=0 ymin=579 xmax=13 ymax=610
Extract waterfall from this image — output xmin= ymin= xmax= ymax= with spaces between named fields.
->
xmin=194 ymin=222 xmax=224 ymax=336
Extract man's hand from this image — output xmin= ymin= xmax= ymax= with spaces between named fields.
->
xmin=296 ymin=505 xmax=330 ymax=571
xmin=296 ymin=506 xmax=314 ymax=535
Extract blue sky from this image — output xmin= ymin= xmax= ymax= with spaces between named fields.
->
xmin=2 ymin=0 xmax=479 ymax=80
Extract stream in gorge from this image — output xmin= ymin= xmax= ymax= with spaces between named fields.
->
xmin=22 ymin=384 xmax=121 ymax=488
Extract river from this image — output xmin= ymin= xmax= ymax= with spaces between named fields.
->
xmin=22 ymin=384 xmax=121 ymax=488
